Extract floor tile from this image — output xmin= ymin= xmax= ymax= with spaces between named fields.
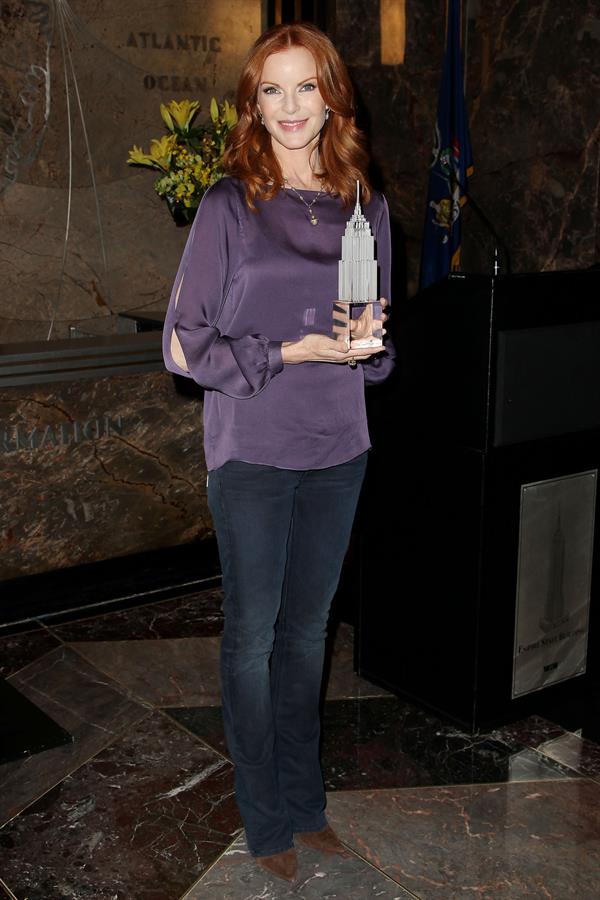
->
xmin=48 ymin=588 xmax=224 ymax=642
xmin=71 ymin=622 xmax=388 ymax=711
xmin=184 ymin=832 xmax=413 ymax=899
xmin=0 ymin=678 xmax=72 ymax=765
xmin=50 ymin=600 xmax=386 ymax=702
xmin=537 ymin=730 xmax=600 ymax=782
xmin=0 ymin=712 xmax=241 ymax=900
xmin=337 ymin=699 xmax=577 ymax=787
xmin=322 ymin=697 xmax=573 ymax=790
xmin=490 ymin=715 xmax=567 ymax=751
xmin=71 ymin=637 xmax=222 ymax=707
xmin=168 ymin=697 xmax=574 ymax=794
xmin=0 ymin=627 xmax=61 ymax=678
xmin=327 ymin=780 xmax=600 ymax=898
xmin=1 ymin=646 xmax=148 ymax=825
xmin=168 ymin=706 xmax=228 ymax=758
xmin=170 ymin=698 xmax=434 ymax=791
xmin=319 ymin=698 xmax=573 ymax=791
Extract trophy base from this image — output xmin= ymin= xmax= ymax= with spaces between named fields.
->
xmin=333 ymin=300 xmax=384 ymax=350
xmin=350 ymin=336 xmax=384 ymax=349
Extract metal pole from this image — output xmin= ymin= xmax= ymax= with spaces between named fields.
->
xmin=463 ymin=0 xmax=471 ymax=93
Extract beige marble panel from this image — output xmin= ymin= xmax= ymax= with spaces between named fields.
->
xmin=0 ymin=370 xmax=212 ymax=578
xmin=0 ymin=174 xmax=191 ymax=340
xmin=0 ymin=0 xmax=261 ymax=343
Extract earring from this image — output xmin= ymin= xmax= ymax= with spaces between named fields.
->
xmin=257 ymin=109 xmax=264 ymax=124
xmin=325 ymin=107 xmax=330 ymax=121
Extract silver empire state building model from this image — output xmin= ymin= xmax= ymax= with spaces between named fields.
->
xmin=333 ymin=180 xmax=383 ymax=349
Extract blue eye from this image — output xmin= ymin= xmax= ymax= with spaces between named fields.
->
xmin=262 ymin=86 xmax=279 ymax=94
xmin=301 ymin=83 xmax=317 ymax=91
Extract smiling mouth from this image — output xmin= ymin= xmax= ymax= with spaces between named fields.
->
xmin=278 ymin=119 xmax=308 ymax=130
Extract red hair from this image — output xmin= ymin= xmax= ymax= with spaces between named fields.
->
xmin=223 ymin=22 xmax=371 ymax=208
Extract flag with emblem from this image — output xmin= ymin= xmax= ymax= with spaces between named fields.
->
xmin=419 ymin=0 xmax=474 ymax=290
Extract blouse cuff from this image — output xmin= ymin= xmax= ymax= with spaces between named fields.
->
xmin=268 ymin=341 xmax=284 ymax=376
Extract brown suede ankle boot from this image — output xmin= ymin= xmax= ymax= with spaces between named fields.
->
xmin=255 ymin=847 xmax=298 ymax=882
xmin=295 ymin=825 xmax=351 ymax=857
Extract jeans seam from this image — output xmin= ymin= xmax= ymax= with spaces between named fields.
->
xmin=214 ymin=469 xmax=242 ymax=759
xmin=270 ymin=494 xmax=297 ymax=721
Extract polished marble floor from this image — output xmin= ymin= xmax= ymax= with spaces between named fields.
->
xmin=1 ymin=588 xmax=599 ymax=899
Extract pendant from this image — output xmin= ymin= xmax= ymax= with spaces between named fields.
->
xmin=310 ymin=216 xmax=318 ymax=225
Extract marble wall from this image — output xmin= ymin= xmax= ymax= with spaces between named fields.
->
xmin=337 ymin=0 xmax=600 ymax=295
xmin=0 ymin=0 xmax=262 ymax=343
xmin=0 ymin=371 xmax=211 ymax=579
xmin=2 ymin=1 xmax=597 ymax=335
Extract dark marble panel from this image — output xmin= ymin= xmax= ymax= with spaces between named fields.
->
xmin=71 ymin=636 xmax=222 ymax=707
xmin=48 ymin=588 xmax=224 ymax=642
xmin=464 ymin=1 xmax=600 ymax=275
xmin=0 ymin=627 xmax=61 ymax=678
xmin=327 ymin=780 xmax=600 ymax=898
xmin=185 ymin=832 xmax=413 ymax=899
xmin=335 ymin=0 xmax=381 ymax=68
xmin=336 ymin=0 xmax=600 ymax=294
xmin=537 ymin=732 xmax=600 ymax=784
xmin=0 ymin=712 xmax=241 ymax=900
xmin=2 ymin=646 xmax=147 ymax=824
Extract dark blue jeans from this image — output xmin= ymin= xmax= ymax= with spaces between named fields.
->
xmin=207 ymin=451 xmax=368 ymax=857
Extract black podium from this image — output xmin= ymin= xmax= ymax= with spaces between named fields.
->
xmin=358 ymin=271 xmax=600 ymax=731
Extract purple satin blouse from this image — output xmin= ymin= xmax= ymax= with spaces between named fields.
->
xmin=162 ymin=176 xmax=395 ymax=471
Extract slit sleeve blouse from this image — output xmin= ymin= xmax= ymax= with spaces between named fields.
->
xmin=162 ymin=176 xmax=395 ymax=471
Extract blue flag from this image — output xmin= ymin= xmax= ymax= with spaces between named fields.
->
xmin=419 ymin=0 xmax=474 ymax=290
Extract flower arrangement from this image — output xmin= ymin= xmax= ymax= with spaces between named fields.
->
xmin=127 ymin=98 xmax=238 ymax=225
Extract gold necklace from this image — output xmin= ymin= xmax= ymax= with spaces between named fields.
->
xmin=283 ymin=178 xmax=324 ymax=225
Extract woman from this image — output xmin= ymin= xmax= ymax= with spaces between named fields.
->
xmin=162 ymin=22 xmax=395 ymax=883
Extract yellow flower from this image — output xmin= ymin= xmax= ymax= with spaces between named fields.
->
xmin=210 ymin=97 xmax=219 ymax=123
xmin=163 ymin=99 xmax=200 ymax=132
xmin=223 ymin=99 xmax=238 ymax=128
xmin=127 ymin=144 xmax=155 ymax=167
xmin=159 ymin=104 xmax=174 ymax=131
xmin=149 ymin=134 xmax=177 ymax=171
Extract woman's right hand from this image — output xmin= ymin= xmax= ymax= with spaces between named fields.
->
xmin=281 ymin=333 xmax=382 ymax=365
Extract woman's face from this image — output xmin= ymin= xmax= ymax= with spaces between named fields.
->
xmin=257 ymin=46 xmax=327 ymax=157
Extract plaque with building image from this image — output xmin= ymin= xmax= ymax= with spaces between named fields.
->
xmin=512 ymin=469 xmax=597 ymax=698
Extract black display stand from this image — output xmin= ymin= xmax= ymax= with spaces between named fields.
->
xmin=358 ymin=271 xmax=600 ymax=732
